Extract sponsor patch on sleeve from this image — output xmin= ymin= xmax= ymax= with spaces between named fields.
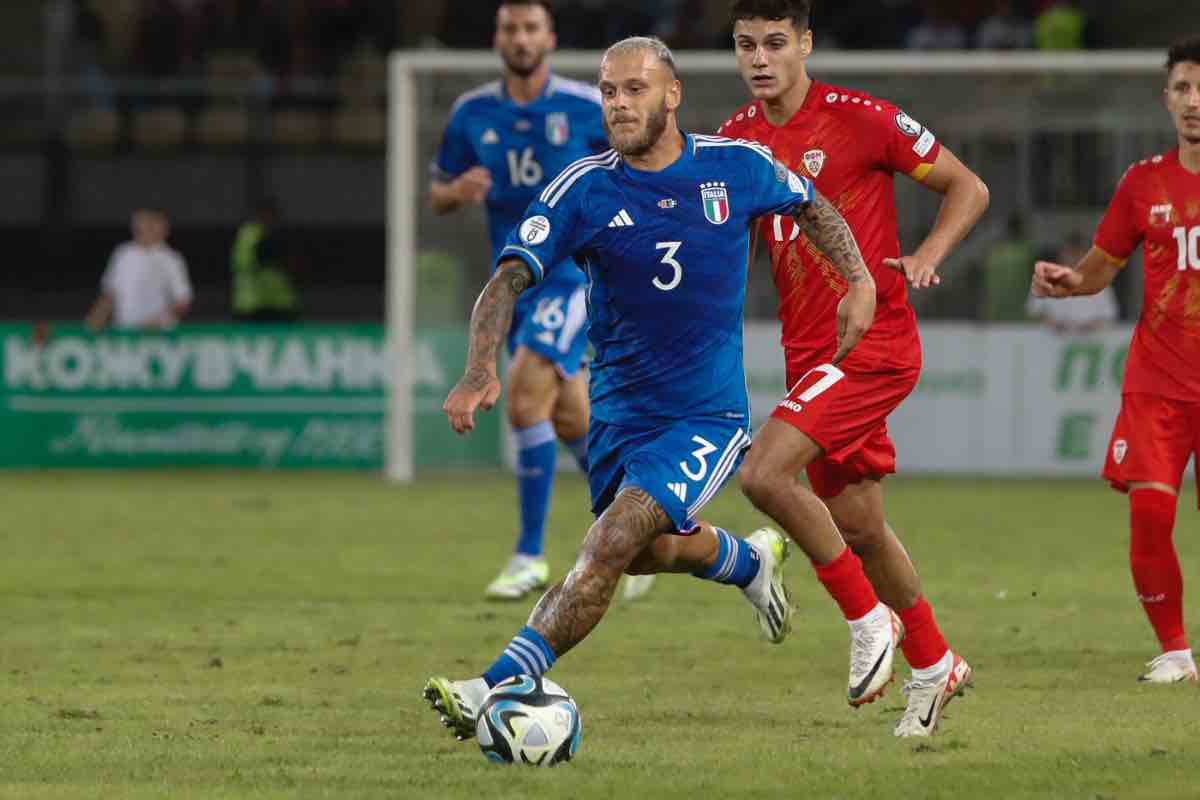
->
xmin=519 ymin=215 xmax=551 ymax=245
xmin=913 ymin=129 xmax=936 ymax=158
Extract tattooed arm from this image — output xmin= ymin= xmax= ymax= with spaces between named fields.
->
xmin=443 ymin=257 xmax=534 ymax=434
xmin=791 ymin=189 xmax=877 ymax=364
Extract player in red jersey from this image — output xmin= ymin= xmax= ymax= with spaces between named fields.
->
xmin=1033 ymin=38 xmax=1200 ymax=686
xmin=720 ymin=0 xmax=990 ymax=737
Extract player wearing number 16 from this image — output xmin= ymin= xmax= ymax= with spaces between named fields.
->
xmin=1032 ymin=38 xmax=1200 ymax=685
xmin=427 ymin=37 xmax=887 ymax=745
xmin=430 ymin=1 xmax=609 ymax=601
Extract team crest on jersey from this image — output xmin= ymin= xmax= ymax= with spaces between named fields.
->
xmin=1149 ymin=204 xmax=1173 ymax=226
xmin=700 ymin=182 xmax=730 ymax=225
xmin=803 ymin=149 xmax=826 ymax=177
xmin=895 ymin=111 xmax=923 ymax=137
xmin=1113 ymin=439 xmax=1128 ymax=464
xmin=546 ymin=112 xmax=569 ymax=146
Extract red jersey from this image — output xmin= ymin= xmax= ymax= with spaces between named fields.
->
xmin=1095 ymin=149 xmax=1200 ymax=401
xmin=718 ymin=79 xmax=942 ymax=371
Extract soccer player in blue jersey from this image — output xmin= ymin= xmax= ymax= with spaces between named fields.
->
xmin=425 ymin=37 xmax=895 ymax=740
xmin=431 ymin=1 xmax=609 ymax=601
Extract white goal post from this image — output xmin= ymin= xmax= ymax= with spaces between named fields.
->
xmin=385 ymin=49 xmax=1164 ymax=482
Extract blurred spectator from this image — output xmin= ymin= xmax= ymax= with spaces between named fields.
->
xmin=809 ymin=1 xmax=920 ymax=50
xmin=980 ymin=212 xmax=1037 ymax=322
xmin=198 ymin=0 xmax=261 ymax=54
xmin=906 ymin=1 xmax=969 ymax=50
xmin=135 ymin=0 xmax=188 ymax=78
xmin=975 ymin=0 xmax=1034 ymax=49
xmin=86 ymin=209 xmax=193 ymax=331
xmin=44 ymin=0 xmax=114 ymax=110
xmin=1026 ymin=232 xmax=1119 ymax=334
xmin=1034 ymin=0 xmax=1086 ymax=50
xmin=231 ymin=200 xmax=300 ymax=323
xmin=311 ymin=0 xmax=371 ymax=76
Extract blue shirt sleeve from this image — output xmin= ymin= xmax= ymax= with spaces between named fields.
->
xmin=498 ymin=181 xmax=592 ymax=284
xmin=746 ymin=147 xmax=813 ymax=218
xmin=432 ymin=106 xmax=477 ymax=182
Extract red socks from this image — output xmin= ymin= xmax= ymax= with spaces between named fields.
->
xmin=816 ymin=549 xmax=953 ymax=670
xmin=897 ymin=596 xmax=950 ymax=670
xmin=1129 ymin=488 xmax=1187 ymax=652
xmin=813 ymin=547 xmax=878 ymax=621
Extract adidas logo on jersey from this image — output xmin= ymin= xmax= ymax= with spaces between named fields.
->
xmin=608 ymin=209 xmax=635 ymax=227
xmin=481 ymin=128 xmax=499 ymax=145
xmin=667 ymin=482 xmax=687 ymax=502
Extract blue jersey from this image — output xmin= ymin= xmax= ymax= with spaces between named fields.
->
xmin=500 ymin=133 xmax=814 ymax=425
xmin=433 ymin=75 xmax=607 ymax=279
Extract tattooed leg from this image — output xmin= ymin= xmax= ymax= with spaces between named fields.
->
xmin=527 ymin=487 xmax=670 ymax=657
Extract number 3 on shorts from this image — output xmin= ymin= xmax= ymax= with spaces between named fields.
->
xmin=679 ymin=435 xmax=717 ymax=481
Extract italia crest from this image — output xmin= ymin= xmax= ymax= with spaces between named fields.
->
xmin=700 ymin=181 xmax=731 ymax=225
xmin=803 ymin=149 xmax=826 ymax=177
xmin=546 ymin=112 xmax=569 ymax=146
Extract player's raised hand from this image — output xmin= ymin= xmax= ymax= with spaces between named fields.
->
xmin=833 ymin=282 xmax=876 ymax=365
xmin=883 ymin=255 xmax=941 ymax=289
xmin=443 ymin=367 xmax=501 ymax=435
xmin=455 ymin=166 xmax=493 ymax=206
xmin=1031 ymin=260 xmax=1083 ymax=297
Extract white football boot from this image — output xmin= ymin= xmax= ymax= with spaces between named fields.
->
xmin=422 ymin=676 xmax=489 ymax=740
xmin=894 ymin=652 xmax=972 ymax=737
xmin=621 ymin=574 xmax=657 ymax=601
xmin=847 ymin=603 xmax=902 ymax=706
xmin=1137 ymin=651 xmax=1198 ymax=684
xmin=484 ymin=555 xmax=550 ymax=601
xmin=741 ymin=528 xmax=793 ymax=644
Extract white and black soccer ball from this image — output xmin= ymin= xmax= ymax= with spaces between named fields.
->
xmin=475 ymin=675 xmax=582 ymax=767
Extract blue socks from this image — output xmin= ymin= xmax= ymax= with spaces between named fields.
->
xmin=483 ymin=626 xmax=558 ymax=687
xmin=514 ymin=421 xmax=557 ymax=557
xmin=693 ymin=528 xmax=760 ymax=589
xmin=565 ymin=435 xmax=589 ymax=472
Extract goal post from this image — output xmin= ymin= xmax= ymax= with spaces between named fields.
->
xmin=386 ymin=49 xmax=1164 ymax=482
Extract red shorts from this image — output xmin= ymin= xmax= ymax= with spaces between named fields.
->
xmin=1103 ymin=392 xmax=1200 ymax=506
xmin=771 ymin=361 xmax=921 ymax=499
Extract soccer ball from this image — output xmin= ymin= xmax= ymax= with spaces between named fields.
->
xmin=475 ymin=675 xmax=582 ymax=766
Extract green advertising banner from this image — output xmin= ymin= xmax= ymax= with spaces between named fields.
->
xmin=0 ymin=323 xmax=498 ymax=470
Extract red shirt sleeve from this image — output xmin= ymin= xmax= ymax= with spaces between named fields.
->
xmin=1093 ymin=167 xmax=1142 ymax=262
xmin=872 ymin=102 xmax=942 ymax=180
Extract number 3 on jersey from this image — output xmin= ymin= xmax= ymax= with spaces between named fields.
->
xmin=654 ymin=241 xmax=683 ymax=291
xmin=1173 ymin=226 xmax=1200 ymax=271
xmin=507 ymin=147 xmax=543 ymax=188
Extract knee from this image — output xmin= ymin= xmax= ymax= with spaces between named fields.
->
xmin=1130 ymin=490 xmax=1176 ymax=530
xmin=551 ymin=404 xmax=586 ymax=442
xmin=738 ymin=457 xmax=782 ymax=511
xmin=577 ymin=517 xmax=637 ymax=580
xmin=506 ymin=384 xmax=549 ymax=429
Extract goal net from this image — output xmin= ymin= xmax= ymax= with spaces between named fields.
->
xmin=387 ymin=50 xmax=1167 ymax=482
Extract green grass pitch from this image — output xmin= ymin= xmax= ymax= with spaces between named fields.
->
xmin=0 ymin=471 xmax=1196 ymax=798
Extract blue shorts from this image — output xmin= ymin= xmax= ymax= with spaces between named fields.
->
xmin=508 ymin=279 xmax=589 ymax=379
xmin=587 ymin=416 xmax=753 ymax=533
